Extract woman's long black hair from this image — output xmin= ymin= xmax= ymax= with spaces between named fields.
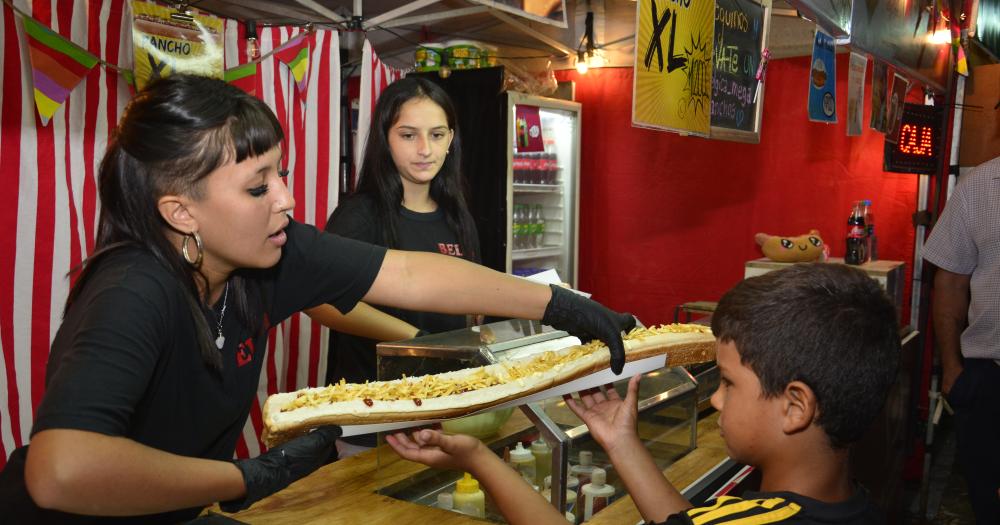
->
xmin=355 ymin=77 xmax=480 ymax=261
xmin=66 ymin=74 xmax=285 ymax=371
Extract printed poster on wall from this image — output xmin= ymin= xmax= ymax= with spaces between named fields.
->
xmin=808 ymin=28 xmax=836 ymax=123
xmin=632 ymin=0 xmax=715 ymax=136
xmin=131 ymin=0 xmax=224 ymax=91
xmin=885 ymin=72 xmax=910 ymax=144
xmin=846 ymin=52 xmax=867 ymax=136
xmin=514 ymin=105 xmax=545 ymax=152
xmin=870 ymin=60 xmax=888 ymax=132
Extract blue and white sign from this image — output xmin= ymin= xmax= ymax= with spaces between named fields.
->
xmin=808 ymin=28 xmax=837 ymax=123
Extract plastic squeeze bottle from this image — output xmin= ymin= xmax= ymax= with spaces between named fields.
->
xmin=569 ymin=450 xmax=596 ymax=488
xmin=436 ymin=492 xmax=454 ymax=511
xmin=531 ymin=439 xmax=552 ymax=487
xmin=509 ymin=441 xmax=537 ymax=482
xmin=452 ymin=472 xmax=486 ymax=518
xmin=580 ymin=468 xmax=615 ymax=521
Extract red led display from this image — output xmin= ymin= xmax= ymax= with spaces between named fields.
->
xmin=884 ymin=103 xmax=942 ymax=174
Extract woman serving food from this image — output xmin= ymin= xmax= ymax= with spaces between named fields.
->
xmin=0 ymin=74 xmax=634 ymax=523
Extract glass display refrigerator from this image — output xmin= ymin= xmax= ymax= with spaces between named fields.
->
xmin=414 ymin=68 xmax=581 ymax=287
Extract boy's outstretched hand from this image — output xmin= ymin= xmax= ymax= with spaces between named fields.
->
xmin=564 ymin=374 xmax=643 ymax=454
xmin=385 ymin=429 xmax=485 ymax=472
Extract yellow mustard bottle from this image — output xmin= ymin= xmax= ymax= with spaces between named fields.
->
xmin=453 ymin=472 xmax=486 ymax=518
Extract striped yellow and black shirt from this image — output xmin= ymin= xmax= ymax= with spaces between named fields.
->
xmin=648 ymin=490 xmax=884 ymax=524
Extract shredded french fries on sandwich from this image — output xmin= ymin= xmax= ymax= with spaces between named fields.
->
xmin=281 ymin=323 xmax=710 ymax=411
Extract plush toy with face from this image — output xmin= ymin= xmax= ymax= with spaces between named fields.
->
xmin=755 ymin=229 xmax=826 ymax=262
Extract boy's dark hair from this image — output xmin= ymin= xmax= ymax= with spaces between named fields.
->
xmin=711 ymin=263 xmax=900 ymax=448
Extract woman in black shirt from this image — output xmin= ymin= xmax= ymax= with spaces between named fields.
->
xmin=0 ymin=74 xmax=633 ymax=523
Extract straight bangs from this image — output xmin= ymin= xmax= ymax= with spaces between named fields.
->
xmin=228 ymin=98 xmax=284 ymax=163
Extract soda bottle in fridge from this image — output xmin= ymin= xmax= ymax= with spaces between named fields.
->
xmin=532 ymin=204 xmax=545 ymax=248
xmin=513 ymin=205 xmax=524 ymax=249
xmin=845 ymin=201 xmax=867 ymax=265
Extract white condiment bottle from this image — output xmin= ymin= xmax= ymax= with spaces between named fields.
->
xmin=569 ymin=450 xmax=596 ymax=488
xmin=531 ymin=439 xmax=552 ymax=487
xmin=436 ymin=491 xmax=454 ymax=511
xmin=581 ymin=468 xmax=615 ymax=521
xmin=452 ymin=472 xmax=486 ymax=518
xmin=509 ymin=441 xmax=536 ymax=482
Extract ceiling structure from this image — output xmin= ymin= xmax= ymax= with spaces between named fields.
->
xmin=189 ymin=0 xmax=818 ymax=72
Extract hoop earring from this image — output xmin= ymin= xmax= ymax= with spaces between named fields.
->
xmin=182 ymin=231 xmax=204 ymax=267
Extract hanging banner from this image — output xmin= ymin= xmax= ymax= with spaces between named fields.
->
xmin=846 ymin=52 xmax=867 ymax=136
xmin=870 ymin=60 xmax=888 ymax=132
xmin=21 ymin=15 xmax=99 ymax=126
xmin=224 ymin=61 xmax=258 ymax=96
xmin=632 ymin=0 xmax=715 ymax=136
xmin=274 ymin=32 xmax=312 ymax=100
xmin=807 ymin=28 xmax=836 ymax=123
xmin=131 ymin=0 xmax=224 ymax=91
xmin=885 ymin=72 xmax=910 ymax=144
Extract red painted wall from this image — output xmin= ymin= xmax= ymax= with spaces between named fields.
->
xmin=557 ymin=54 xmax=919 ymax=325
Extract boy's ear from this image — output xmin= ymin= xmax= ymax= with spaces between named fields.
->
xmin=157 ymin=194 xmax=198 ymax=234
xmin=781 ymin=380 xmax=818 ymax=434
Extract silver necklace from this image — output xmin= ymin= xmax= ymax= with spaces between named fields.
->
xmin=215 ymin=282 xmax=229 ymax=349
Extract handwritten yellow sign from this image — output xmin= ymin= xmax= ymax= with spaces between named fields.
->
xmin=632 ymin=0 xmax=715 ymax=136
xmin=131 ymin=0 xmax=224 ymax=91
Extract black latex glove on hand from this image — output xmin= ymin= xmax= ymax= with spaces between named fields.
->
xmin=541 ymin=284 xmax=636 ymax=374
xmin=220 ymin=426 xmax=341 ymax=512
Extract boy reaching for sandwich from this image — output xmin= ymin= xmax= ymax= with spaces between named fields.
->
xmin=387 ymin=263 xmax=898 ymax=524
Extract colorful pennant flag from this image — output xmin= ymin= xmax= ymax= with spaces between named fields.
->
xmin=952 ymin=24 xmax=968 ymax=77
xmin=224 ymin=61 xmax=259 ymax=96
xmin=274 ymin=32 xmax=311 ymax=100
xmin=22 ymin=15 xmax=99 ymax=125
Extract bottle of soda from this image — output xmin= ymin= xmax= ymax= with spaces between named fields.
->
xmin=512 ymin=205 xmax=522 ymax=250
xmin=532 ymin=204 xmax=545 ymax=248
xmin=845 ymin=201 xmax=867 ymax=265
xmin=548 ymin=152 xmax=559 ymax=185
xmin=863 ymin=199 xmax=877 ymax=262
xmin=529 ymin=153 xmax=540 ymax=184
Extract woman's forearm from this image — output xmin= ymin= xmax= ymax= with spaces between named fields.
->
xmin=26 ymin=429 xmax=244 ymax=516
xmin=365 ymin=250 xmax=551 ymax=319
xmin=305 ymin=302 xmax=419 ymax=342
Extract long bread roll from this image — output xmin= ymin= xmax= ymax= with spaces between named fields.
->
xmin=262 ymin=324 xmax=715 ymax=447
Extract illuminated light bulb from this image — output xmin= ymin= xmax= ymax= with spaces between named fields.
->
xmin=576 ymin=59 xmax=589 ymax=74
xmin=246 ymin=37 xmax=259 ymax=60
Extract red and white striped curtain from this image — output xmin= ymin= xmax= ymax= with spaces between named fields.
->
xmin=354 ymin=38 xmax=405 ymax=185
xmin=0 ymin=0 xmax=341 ymax=467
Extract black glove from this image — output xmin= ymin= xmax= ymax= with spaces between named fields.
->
xmin=220 ymin=426 xmax=341 ymax=512
xmin=541 ymin=284 xmax=636 ymax=374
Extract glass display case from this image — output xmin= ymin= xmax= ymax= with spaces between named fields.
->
xmin=375 ymin=319 xmax=699 ymax=523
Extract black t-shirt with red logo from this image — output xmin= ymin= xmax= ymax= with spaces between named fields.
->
xmin=0 ymin=219 xmax=385 ymax=524
xmin=325 ymin=195 xmax=478 ymax=447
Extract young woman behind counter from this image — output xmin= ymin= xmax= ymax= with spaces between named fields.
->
xmin=0 ymin=74 xmax=635 ymax=523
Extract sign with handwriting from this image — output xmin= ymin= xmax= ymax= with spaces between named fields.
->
xmin=709 ymin=0 xmax=769 ymax=143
